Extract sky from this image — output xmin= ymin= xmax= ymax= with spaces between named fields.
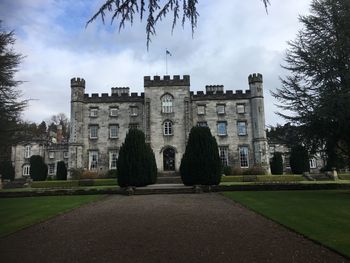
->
xmin=1 ymin=0 xmax=311 ymax=126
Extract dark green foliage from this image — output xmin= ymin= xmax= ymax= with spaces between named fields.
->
xmin=180 ymin=126 xmax=222 ymax=185
xmin=223 ymin=166 xmax=232 ymax=176
xmin=29 ymin=155 xmax=48 ymax=181
xmin=270 ymin=152 xmax=284 ymax=175
xmin=243 ymin=165 xmax=267 ymax=175
xmin=290 ymin=145 xmax=310 ymax=174
xmin=117 ymin=129 xmax=157 ymax=187
xmin=105 ymin=170 xmax=118 ymax=178
xmin=0 ymin=161 xmax=15 ymax=181
xmin=56 ymin=161 xmax=67 ymax=180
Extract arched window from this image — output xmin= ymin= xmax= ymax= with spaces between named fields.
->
xmin=163 ymin=121 xmax=173 ymax=136
xmin=161 ymin=94 xmax=173 ymax=113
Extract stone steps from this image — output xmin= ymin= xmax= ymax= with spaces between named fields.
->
xmin=156 ymin=176 xmax=182 ymax=184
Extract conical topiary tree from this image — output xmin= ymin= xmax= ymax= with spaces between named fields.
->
xmin=270 ymin=152 xmax=284 ymax=175
xmin=30 ymin=155 xmax=48 ymax=181
xmin=56 ymin=161 xmax=67 ymax=180
xmin=290 ymin=145 xmax=310 ymax=174
xmin=180 ymin=126 xmax=222 ymax=186
xmin=117 ymin=129 xmax=157 ymax=187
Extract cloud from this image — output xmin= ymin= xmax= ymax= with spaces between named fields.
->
xmin=1 ymin=0 xmax=311 ymax=126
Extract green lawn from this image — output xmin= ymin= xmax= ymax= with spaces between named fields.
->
xmin=0 ymin=195 xmax=105 ymax=237
xmin=223 ymin=190 xmax=350 ymax=258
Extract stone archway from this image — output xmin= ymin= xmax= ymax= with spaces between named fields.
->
xmin=163 ymin=147 xmax=175 ymax=171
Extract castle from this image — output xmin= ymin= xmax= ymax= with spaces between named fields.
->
xmin=11 ymin=73 xmax=270 ymax=179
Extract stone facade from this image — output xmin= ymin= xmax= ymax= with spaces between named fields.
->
xmin=69 ymin=74 xmax=270 ymax=175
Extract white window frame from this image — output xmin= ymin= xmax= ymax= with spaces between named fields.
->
xmin=130 ymin=106 xmax=138 ymax=116
xmin=109 ymin=151 xmax=118 ymax=170
xmin=216 ymin=104 xmax=225 ymax=114
xmin=110 ymin=107 xmax=118 ymax=117
xmin=24 ymin=145 xmax=32 ymax=159
xmin=89 ymin=151 xmax=98 ymax=170
xmin=219 ymin=146 xmax=229 ymax=167
xmin=237 ymin=104 xmax=245 ymax=114
xmin=110 ymin=125 xmax=119 ymax=139
xmin=49 ymin=151 xmax=55 ymax=159
xmin=239 ymin=147 xmax=249 ymax=168
xmin=164 ymin=121 xmax=173 ymax=136
xmin=161 ymin=94 xmax=173 ymax=113
xmin=89 ymin=125 xmax=98 ymax=139
xmin=48 ymin=163 xmax=55 ymax=175
xmin=197 ymin=105 xmax=205 ymax=115
xmin=309 ymin=158 xmax=317 ymax=169
xmin=90 ymin=108 xmax=98 ymax=117
xmin=23 ymin=164 xmax=30 ymax=176
xmin=237 ymin=121 xmax=247 ymax=136
xmin=217 ymin=122 xmax=227 ymax=136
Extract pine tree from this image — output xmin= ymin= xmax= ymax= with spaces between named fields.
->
xmin=29 ymin=155 xmax=48 ymax=181
xmin=180 ymin=126 xmax=222 ymax=186
xmin=290 ymin=145 xmax=310 ymax=174
xmin=270 ymin=152 xmax=283 ymax=175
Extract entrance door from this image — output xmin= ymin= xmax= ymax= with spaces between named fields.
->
xmin=163 ymin=148 xmax=175 ymax=171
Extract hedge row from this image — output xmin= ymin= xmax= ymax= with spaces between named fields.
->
xmin=30 ymin=179 xmax=118 ymax=188
xmin=339 ymin=174 xmax=350 ymax=180
xmin=221 ymin=175 xmax=304 ymax=183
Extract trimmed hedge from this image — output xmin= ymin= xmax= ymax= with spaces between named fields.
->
xmin=221 ymin=175 xmax=304 ymax=183
xmin=0 ymin=161 xmax=15 ymax=181
xmin=30 ymin=155 xmax=48 ymax=181
xmin=270 ymin=152 xmax=284 ymax=175
xmin=339 ymin=174 xmax=350 ymax=180
xmin=290 ymin=145 xmax=310 ymax=174
xmin=31 ymin=178 xmax=118 ymax=188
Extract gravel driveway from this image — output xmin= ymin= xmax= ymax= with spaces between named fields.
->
xmin=0 ymin=193 xmax=348 ymax=263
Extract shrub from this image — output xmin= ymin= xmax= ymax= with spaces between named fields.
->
xmin=30 ymin=155 xmax=48 ymax=181
xmin=117 ymin=129 xmax=157 ymax=187
xmin=180 ymin=126 xmax=222 ymax=185
xmin=56 ymin=161 xmax=67 ymax=180
xmin=221 ymin=176 xmax=244 ymax=182
xmin=0 ymin=161 xmax=15 ymax=181
xmin=105 ymin=170 xmax=118 ymax=178
xmin=80 ymin=170 xmax=99 ymax=179
xmin=290 ymin=145 xmax=310 ymax=174
xmin=270 ymin=152 xmax=284 ymax=175
xmin=70 ymin=168 xmax=84 ymax=179
xmin=31 ymin=180 xmax=79 ymax=188
xmin=223 ymin=166 xmax=232 ymax=176
xmin=243 ymin=165 xmax=267 ymax=175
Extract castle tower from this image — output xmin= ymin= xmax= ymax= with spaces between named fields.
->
xmin=68 ymin=77 xmax=85 ymax=174
xmin=249 ymin=73 xmax=270 ymax=173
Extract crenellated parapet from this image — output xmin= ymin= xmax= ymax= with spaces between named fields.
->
xmin=144 ymin=75 xmax=190 ymax=87
xmin=192 ymin=89 xmax=251 ymax=101
xmin=82 ymin=91 xmax=144 ymax=103
xmin=205 ymin=85 xmax=224 ymax=94
xmin=71 ymin=77 xmax=85 ymax=88
xmin=248 ymin=73 xmax=263 ymax=84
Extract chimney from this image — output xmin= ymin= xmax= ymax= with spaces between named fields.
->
xmin=57 ymin=125 xmax=63 ymax=144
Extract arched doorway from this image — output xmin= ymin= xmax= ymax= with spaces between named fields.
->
xmin=163 ymin=147 xmax=175 ymax=171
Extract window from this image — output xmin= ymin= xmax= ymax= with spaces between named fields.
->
xmin=130 ymin=106 xmax=138 ymax=116
xmin=216 ymin=104 xmax=225 ymax=114
xmin=23 ymin=164 xmax=30 ymax=176
xmin=239 ymin=147 xmax=249 ymax=168
xmin=110 ymin=107 xmax=118 ymax=117
xmin=110 ymin=125 xmax=119 ymax=138
xmin=89 ymin=151 xmax=98 ymax=170
xmin=49 ymin=151 xmax=55 ymax=159
xmin=197 ymin=121 xmax=208 ymax=127
xmin=309 ymin=158 xmax=317 ymax=169
xmin=90 ymin=108 xmax=98 ymax=117
xmin=164 ymin=121 xmax=173 ymax=136
xmin=48 ymin=163 xmax=55 ymax=175
xmin=161 ymin=94 xmax=173 ymax=113
xmin=197 ymin=105 xmax=206 ymax=115
xmin=237 ymin=104 xmax=245 ymax=114
xmin=219 ymin=146 xmax=229 ymax=167
xmin=217 ymin=122 xmax=227 ymax=136
xmin=24 ymin=145 xmax=31 ymax=159
xmin=64 ymin=151 xmax=69 ymax=159
xmin=89 ymin=125 xmax=98 ymax=139
xmin=109 ymin=151 xmax=118 ymax=170
xmin=237 ymin=121 xmax=247 ymax=136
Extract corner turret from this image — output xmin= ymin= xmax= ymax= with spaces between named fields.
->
xmin=71 ymin=77 xmax=85 ymax=102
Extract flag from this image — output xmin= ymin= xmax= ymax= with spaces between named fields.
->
xmin=166 ymin=49 xmax=172 ymax=56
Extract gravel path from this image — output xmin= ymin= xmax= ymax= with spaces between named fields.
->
xmin=0 ymin=193 xmax=348 ymax=263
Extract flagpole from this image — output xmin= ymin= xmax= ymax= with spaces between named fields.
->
xmin=165 ymin=49 xmax=168 ymax=74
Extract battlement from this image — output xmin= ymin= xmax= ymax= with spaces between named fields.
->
xmin=205 ymin=85 xmax=224 ymax=94
xmin=144 ymin=75 xmax=190 ymax=87
xmin=83 ymin=91 xmax=144 ymax=102
xmin=71 ymin=77 xmax=85 ymax=88
xmin=111 ymin=87 xmax=130 ymax=96
xmin=192 ymin=89 xmax=251 ymax=100
xmin=248 ymin=73 xmax=263 ymax=84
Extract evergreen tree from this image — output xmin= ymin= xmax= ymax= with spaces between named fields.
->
xmin=270 ymin=152 xmax=283 ymax=175
xmin=0 ymin=161 xmax=15 ymax=181
xmin=87 ymin=0 xmax=270 ymax=48
xmin=56 ymin=161 xmax=67 ymax=180
xmin=117 ymin=129 xmax=157 ymax=187
xmin=29 ymin=155 xmax=48 ymax=181
xmin=290 ymin=145 xmax=310 ymax=174
xmin=180 ymin=126 xmax=222 ymax=186
xmin=272 ymin=0 xmax=350 ymax=167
